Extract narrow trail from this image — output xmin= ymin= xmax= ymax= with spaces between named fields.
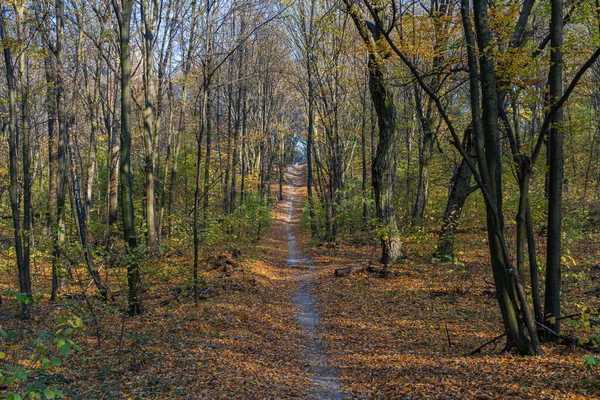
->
xmin=284 ymin=165 xmax=344 ymax=400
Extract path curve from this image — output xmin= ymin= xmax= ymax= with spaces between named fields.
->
xmin=285 ymin=165 xmax=344 ymax=400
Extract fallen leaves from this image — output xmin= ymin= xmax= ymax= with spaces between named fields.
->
xmin=1 ymin=165 xmax=599 ymax=399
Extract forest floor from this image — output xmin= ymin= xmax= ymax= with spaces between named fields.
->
xmin=1 ymin=164 xmax=600 ymax=399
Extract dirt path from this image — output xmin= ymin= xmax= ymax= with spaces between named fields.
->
xmin=284 ymin=165 xmax=344 ymax=400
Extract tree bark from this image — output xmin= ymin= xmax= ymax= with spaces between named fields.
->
xmin=141 ymin=0 xmax=158 ymax=251
xmin=361 ymin=78 xmax=369 ymax=229
xmin=113 ymin=0 xmax=142 ymax=316
xmin=545 ymin=0 xmax=564 ymax=338
xmin=0 ymin=8 xmax=31 ymax=317
xmin=435 ymin=126 xmax=475 ymax=259
xmin=194 ymin=70 xmax=209 ymax=304
xmin=44 ymin=56 xmax=57 ymax=238
xmin=84 ymin=55 xmax=102 ymax=225
xmin=16 ymin=4 xmax=32 ymax=313
xmin=67 ymin=122 xmax=111 ymax=300
xmin=466 ymin=0 xmax=541 ymax=355
xmin=412 ymin=88 xmax=435 ymax=221
xmin=343 ymin=0 xmax=402 ymax=267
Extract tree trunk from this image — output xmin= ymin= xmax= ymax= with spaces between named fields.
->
xmin=465 ymin=0 xmax=541 ymax=355
xmin=435 ymin=127 xmax=475 ymax=259
xmin=343 ymin=0 xmax=402 ymax=267
xmin=141 ymin=0 xmax=158 ymax=251
xmin=307 ymin=56 xmax=318 ymax=236
xmin=107 ymin=115 xmax=120 ymax=227
xmin=45 ymin=57 xmax=57 ymax=238
xmin=202 ymin=75 xmax=212 ymax=226
xmin=412 ymin=87 xmax=435 ymax=222
xmin=16 ymin=4 xmax=32 ymax=314
xmin=544 ymin=0 xmax=564 ymax=338
xmin=114 ymin=0 xmax=142 ymax=316
xmin=240 ymin=89 xmax=247 ymax=205
xmin=0 ymin=9 xmax=31 ymax=317
xmin=194 ymin=74 xmax=209 ymax=304
xmin=67 ymin=122 xmax=111 ymax=300
xmin=54 ymin=0 xmax=69 ymax=302
xmin=223 ymin=66 xmax=234 ymax=214
xmin=370 ymin=63 xmax=402 ymax=266
xmin=85 ymin=60 xmax=101 ymax=224
xmin=361 ymin=85 xmax=369 ymax=229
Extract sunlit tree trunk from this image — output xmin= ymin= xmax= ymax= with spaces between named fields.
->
xmin=84 ymin=52 xmax=102 ymax=225
xmin=141 ymin=0 xmax=158 ymax=251
xmin=343 ymin=0 xmax=402 ymax=267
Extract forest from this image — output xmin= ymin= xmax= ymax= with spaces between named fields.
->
xmin=0 ymin=0 xmax=600 ymax=398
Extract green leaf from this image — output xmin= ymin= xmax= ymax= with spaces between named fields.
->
xmin=59 ymin=343 xmax=71 ymax=356
xmin=583 ymin=356 xmax=599 ymax=368
xmin=51 ymin=357 xmax=62 ymax=367
xmin=44 ymin=388 xmax=56 ymax=399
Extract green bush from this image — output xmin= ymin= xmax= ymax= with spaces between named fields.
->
xmin=0 ymin=297 xmax=82 ymax=399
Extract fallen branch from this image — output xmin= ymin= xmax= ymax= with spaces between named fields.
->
xmin=334 ymin=265 xmax=366 ymax=277
xmin=205 ymin=254 xmax=239 ymax=272
xmin=536 ymin=322 xmax=600 ymax=352
xmin=445 ymin=323 xmax=453 ymax=348
xmin=470 ymin=331 xmax=508 ymax=355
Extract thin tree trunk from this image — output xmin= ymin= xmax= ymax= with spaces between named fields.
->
xmin=107 ymin=117 xmax=120 ymax=227
xmin=412 ymin=87 xmax=435 ymax=222
xmin=435 ymin=127 xmax=475 ymax=259
xmin=45 ymin=57 xmax=57 ymax=238
xmin=67 ymin=123 xmax=111 ymax=300
xmin=141 ymin=0 xmax=158 ymax=251
xmin=224 ymin=64 xmax=234 ymax=214
xmin=16 ymin=4 xmax=32 ymax=313
xmin=240 ymin=88 xmax=247 ymax=205
xmin=0 ymin=9 xmax=31 ymax=317
xmin=361 ymin=84 xmax=369 ymax=229
xmin=54 ymin=0 xmax=69 ymax=302
xmin=202 ymin=76 xmax=212 ymax=226
xmin=545 ymin=0 xmax=564 ymax=338
xmin=85 ymin=60 xmax=101 ymax=224
xmin=194 ymin=75 xmax=209 ymax=304
xmin=527 ymin=204 xmax=544 ymax=324
xmin=307 ymin=56 xmax=318 ymax=236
